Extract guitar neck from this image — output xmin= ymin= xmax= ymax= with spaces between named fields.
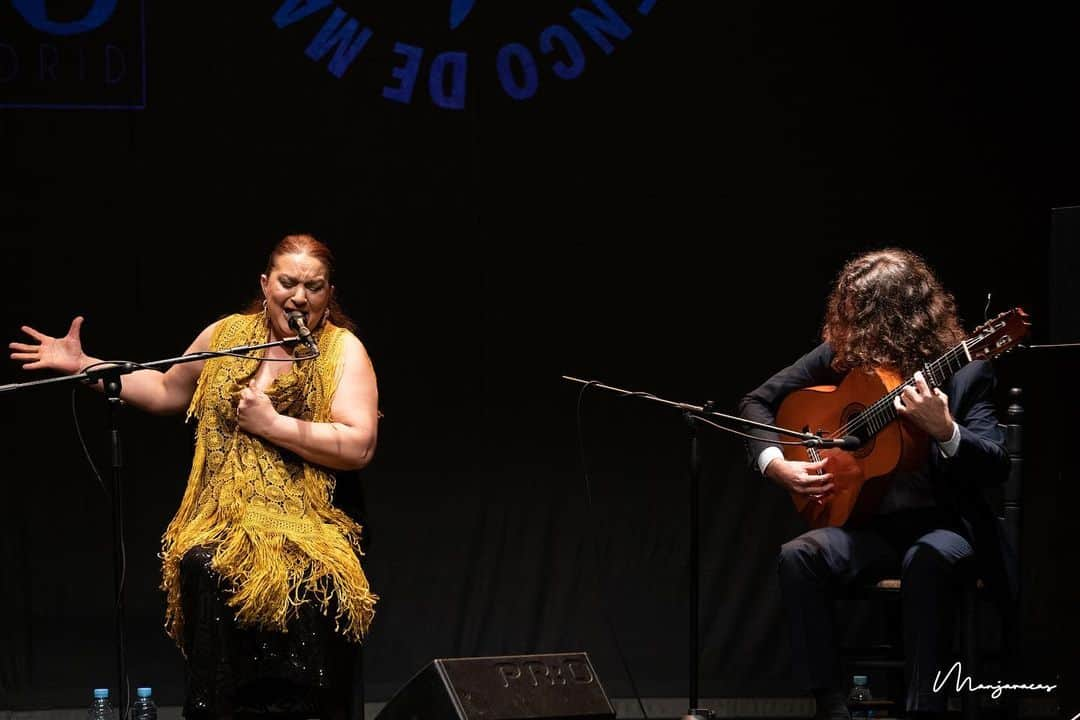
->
xmin=846 ymin=341 xmax=973 ymax=440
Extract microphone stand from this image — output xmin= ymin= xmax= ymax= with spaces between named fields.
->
xmin=1 ymin=336 xmax=307 ymax=720
xmin=562 ymin=376 xmax=850 ymax=720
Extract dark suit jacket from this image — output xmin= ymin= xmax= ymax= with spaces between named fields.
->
xmin=738 ymin=342 xmax=1016 ymax=606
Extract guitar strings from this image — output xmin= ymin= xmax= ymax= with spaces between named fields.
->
xmin=830 ymin=342 xmax=969 ymax=439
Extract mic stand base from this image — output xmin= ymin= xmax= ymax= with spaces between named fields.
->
xmin=681 ymin=710 xmax=715 ymax=720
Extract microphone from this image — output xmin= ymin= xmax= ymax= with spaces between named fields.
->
xmin=806 ymin=435 xmax=862 ymax=450
xmin=286 ymin=311 xmax=318 ymax=353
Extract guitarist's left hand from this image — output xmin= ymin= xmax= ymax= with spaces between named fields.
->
xmin=893 ymin=370 xmax=956 ymax=442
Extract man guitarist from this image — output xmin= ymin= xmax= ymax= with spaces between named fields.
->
xmin=739 ymin=248 xmax=1012 ymax=720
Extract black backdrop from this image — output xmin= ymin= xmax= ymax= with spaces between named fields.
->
xmin=1 ymin=0 xmax=1077 ymax=712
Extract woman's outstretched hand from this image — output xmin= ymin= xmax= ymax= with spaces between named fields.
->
xmin=8 ymin=316 xmax=89 ymax=374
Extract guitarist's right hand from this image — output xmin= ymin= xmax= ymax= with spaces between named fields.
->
xmin=764 ymin=458 xmax=835 ymax=498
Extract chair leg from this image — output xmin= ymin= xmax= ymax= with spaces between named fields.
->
xmin=349 ymin=643 xmax=365 ymax=720
xmin=961 ymin=586 xmax=978 ymax=720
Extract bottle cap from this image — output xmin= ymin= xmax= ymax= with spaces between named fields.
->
xmin=136 ymin=687 xmax=152 ymax=698
xmin=93 ymin=689 xmax=109 ymax=699
xmin=853 ymin=675 xmax=869 ymax=685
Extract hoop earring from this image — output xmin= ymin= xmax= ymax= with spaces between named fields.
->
xmin=262 ymin=300 xmax=268 ymax=313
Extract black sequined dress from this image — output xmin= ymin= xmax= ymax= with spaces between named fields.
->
xmin=179 ymin=546 xmax=356 ymax=719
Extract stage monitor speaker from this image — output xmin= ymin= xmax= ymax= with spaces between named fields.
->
xmin=374 ymin=651 xmax=615 ymax=720
xmin=1051 ymin=205 xmax=1080 ymax=344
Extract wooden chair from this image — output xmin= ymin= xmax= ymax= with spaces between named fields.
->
xmin=839 ymin=388 xmax=1023 ymax=719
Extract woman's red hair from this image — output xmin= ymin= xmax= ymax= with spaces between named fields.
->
xmin=248 ymin=234 xmax=358 ymax=333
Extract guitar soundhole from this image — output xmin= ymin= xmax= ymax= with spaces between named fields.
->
xmin=840 ymin=403 xmax=874 ymax=458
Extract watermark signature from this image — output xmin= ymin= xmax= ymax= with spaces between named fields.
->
xmin=932 ymin=661 xmax=1057 ymax=700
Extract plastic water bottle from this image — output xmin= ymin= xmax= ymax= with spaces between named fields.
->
xmin=132 ymin=687 xmax=157 ymax=720
xmin=847 ymin=674 xmax=874 ymax=719
xmin=87 ymin=688 xmax=115 ymax=720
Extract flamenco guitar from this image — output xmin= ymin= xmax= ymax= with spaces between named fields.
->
xmin=774 ymin=308 xmax=1030 ymax=529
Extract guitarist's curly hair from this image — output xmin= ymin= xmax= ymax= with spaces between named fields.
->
xmin=823 ymin=248 xmax=965 ymax=378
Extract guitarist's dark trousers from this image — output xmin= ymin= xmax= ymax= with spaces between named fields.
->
xmin=777 ymin=507 xmax=974 ymax=713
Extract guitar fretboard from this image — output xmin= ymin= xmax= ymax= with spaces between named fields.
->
xmin=836 ymin=340 xmax=972 ymax=440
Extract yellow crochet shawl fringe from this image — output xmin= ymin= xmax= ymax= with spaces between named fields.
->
xmin=161 ymin=312 xmax=376 ymax=647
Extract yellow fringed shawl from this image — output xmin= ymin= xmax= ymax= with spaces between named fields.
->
xmin=161 ymin=312 xmax=376 ymax=647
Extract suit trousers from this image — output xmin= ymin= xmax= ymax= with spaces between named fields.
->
xmin=777 ymin=507 xmax=975 ymax=712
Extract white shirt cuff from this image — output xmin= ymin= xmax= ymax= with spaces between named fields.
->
xmin=757 ymin=446 xmax=785 ymax=476
xmin=939 ymin=422 xmax=961 ymax=457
